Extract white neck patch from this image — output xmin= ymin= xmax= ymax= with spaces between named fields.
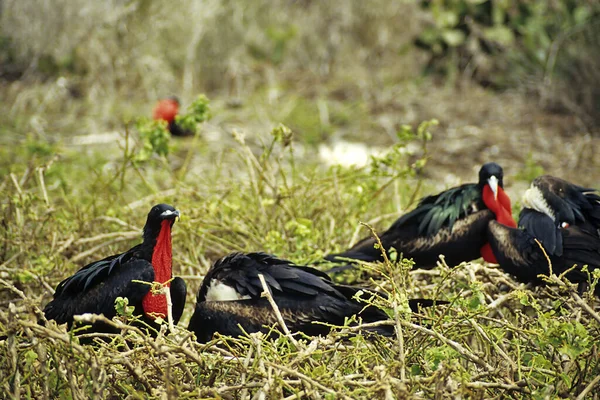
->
xmin=522 ymin=186 xmax=555 ymax=220
xmin=205 ymin=279 xmax=251 ymax=301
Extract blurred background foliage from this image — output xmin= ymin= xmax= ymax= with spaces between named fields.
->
xmin=415 ymin=0 xmax=599 ymax=126
xmin=1 ymin=0 xmax=598 ymax=142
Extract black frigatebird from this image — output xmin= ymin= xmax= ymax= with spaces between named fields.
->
xmin=187 ymin=252 xmax=441 ymax=342
xmin=487 ymin=175 xmax=600 ymax=292
xmin=44 ymin=204 xmax=187 ymax=334
xmin=326 ymin=162 xmax=516 ymax=272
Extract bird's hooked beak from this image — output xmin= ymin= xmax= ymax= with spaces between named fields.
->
xmin=488 ymin=176 xmax=499 ymax=201
xmin=161 ymin=209 xmax=180 ymax=221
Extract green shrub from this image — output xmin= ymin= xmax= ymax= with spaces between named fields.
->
xmin=415 ymin=0 xmax=600 ymax=126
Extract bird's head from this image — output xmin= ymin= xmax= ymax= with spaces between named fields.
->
xmin=479 ymin=163 xmax=516 ymax=228
xmin=522 ymin=175 xmax=581 ymax=228
xmin=143 ymin=204 xmax=180 ymax=240
xmin=478 ymin=162 xmax=504 ymax=201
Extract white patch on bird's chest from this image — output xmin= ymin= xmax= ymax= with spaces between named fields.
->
xmin=205 ymin=280 xmax=251 ymax=301
xmin=522 ymin=186 xmax=555 ymax=220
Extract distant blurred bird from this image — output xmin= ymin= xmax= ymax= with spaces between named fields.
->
xmin=152 ymin=97 xmax=193 ymax=137
xmin=487 ymin=175 xmax=600 ymax=293
xmin=326 ymin=162 xmax=516 ymax=273
xmin=187 ymin=252 xmax=442 ymax=342
xmin=44 ymin=204 xmax=187 ymax=334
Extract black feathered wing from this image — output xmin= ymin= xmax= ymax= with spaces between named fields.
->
xmin=519 ymin=209 xmax=563 ymax=257
xmin=197 ymin=252 xmax=339 ymax=301
xmin=54 ymin=245 xmax=142 ymax=296
xmin=558 ymin=226 xmax=600 ymax=287
xmin=390 ymin=183 xmax=481 ymax=237
xmin=325 ymin=184 xmax=485 ymax=267
xmin=487 ymin=220 xmax=552 ymax=284
xmin=565 ymin=188 xmax=600 ymax=232
xmin=44 ymin=258 xmax=155 ymax=327
xmin=189 ymin=252 xmax=392 ymax=341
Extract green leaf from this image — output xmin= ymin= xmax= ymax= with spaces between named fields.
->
xmin=135 ymin=118 xmax=171 ymax=161
xmin=389 ymin=247 xmax=398 ymax=262
xmin=468 ymin=294 xmax=482 ymax=310
xmin=435 ymin=11 xmax=459 ymax=28
xmin=441 ymin=29 xmax=466 ymax=47
xmin=175 ymin=94 xmax=211 ymax=134
xmin=115 ymin=296 xmax=134 ymax=317
xmin=573 ymin=6 xmax=591 ymax=25
xmin=419 ymin=28 xmax=442 ymax=46
xmin=24 ymin=349 xmax=38 ymax=367
xmin=410 ymin=364 xmax=423 ymax=376
xmin=483 ymin=26 xmax=515 ymax=46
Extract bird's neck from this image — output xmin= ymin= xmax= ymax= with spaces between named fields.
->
xmin=481 ymin=185 xmax=517 ymax=263
xmin=141 ymin=220 xmax=173 ymax=320
xmin=482 ymin=186 xmax=517 ymax=227
xmin=151 ymin=220 xmax=173 ymax=284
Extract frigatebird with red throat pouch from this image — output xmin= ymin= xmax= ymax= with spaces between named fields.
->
xmin=326 ymin=162 xmax=516 ymax=273
xmin=152 ymin=97 xmax=193 ymax=137
xmin=44 ymin=204 xmax=187 ymax=335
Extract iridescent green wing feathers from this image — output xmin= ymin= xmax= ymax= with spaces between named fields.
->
xmin=389 ymin=183 xmax=481 ymax=236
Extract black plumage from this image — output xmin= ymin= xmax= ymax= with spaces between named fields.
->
xmin=188 ymin=252 xmax=435 ymax=342
xmin=326 ymin=162 xmax=510 ymax=272
xmin=44 ymin=204 xmax=186 ymax=334
xmin=487 ymin=175 xmax=600 ymax=292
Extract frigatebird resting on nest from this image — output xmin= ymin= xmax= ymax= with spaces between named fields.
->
xmin=44 ymin=204 xmax=187 ymax=334
xmin=326 ymin=162 xmax=516 ymax=273
xmin=187 ymin=252 xmax=441 ymax=342
xmin=487 ymin=175 xmax=600 ymax=293
xmin=152 ymin=97 xmax=193 ymax=137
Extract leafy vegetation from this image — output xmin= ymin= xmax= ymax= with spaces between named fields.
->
xmin=2 ymin=102 xmax=600 ymax=397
